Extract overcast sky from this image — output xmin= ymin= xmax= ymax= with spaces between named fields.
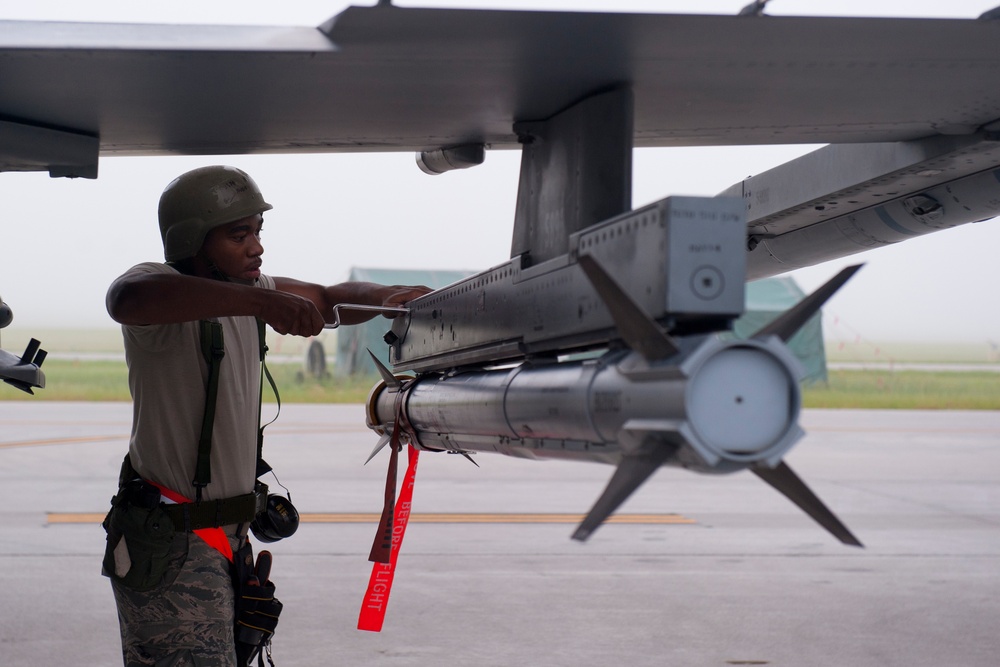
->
xmin=1 ymin=0 xmax=999 ymax=346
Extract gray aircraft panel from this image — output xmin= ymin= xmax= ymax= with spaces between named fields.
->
xmin=2 ymin=7 xmax=1000 ymax=173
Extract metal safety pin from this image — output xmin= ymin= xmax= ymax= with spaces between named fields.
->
xmin=323 ymin=304 xmax=409 ymax=329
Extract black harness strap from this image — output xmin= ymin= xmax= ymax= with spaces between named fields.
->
xmin=194 ymin=318 xmax=280 ymax=500
xmin=190 ymin=317 xmax=283 ymax=665
xmin=256 ymin=318 xmax=280 ymax=478
xmin=194 ymin=319 xmax=226 ymax=501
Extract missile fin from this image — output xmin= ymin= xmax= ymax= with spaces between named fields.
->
xmin=577 ymin=254 xmax=680 ymax=361
xmin=751 ymin=264 xmax=862 ymax=342
xmin=752 ymin=460 xmax=863 ymax=547
xmin=572 ymin=446 xmax=673 ymax=541
xmin=367 ymin=349 xmax=402 ymax=389
xmin=365 ymin=433 xmax=392 ymax=465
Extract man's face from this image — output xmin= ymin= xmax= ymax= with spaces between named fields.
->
xmin=199 ymin=215 xmax=264 ymax=283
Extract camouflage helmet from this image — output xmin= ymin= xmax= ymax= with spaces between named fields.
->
xmin=158 ymin=165 xmax=273 ymax=261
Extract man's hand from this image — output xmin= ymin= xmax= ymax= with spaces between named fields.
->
xmin=272 ymin=277 xmax=433 ymax=328
xmin=380 ymin=285 xmax=433 ymax=314
xmin=258 ymin=289 xmax=327 ymax=337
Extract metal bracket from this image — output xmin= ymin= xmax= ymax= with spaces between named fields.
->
xmin=510 ymin=87 xmax=634 ymax=266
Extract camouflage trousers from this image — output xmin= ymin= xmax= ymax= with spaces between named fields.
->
xmin=111 ymin=531 xmax=239 ymax=667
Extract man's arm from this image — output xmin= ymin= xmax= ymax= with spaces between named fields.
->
xmin=107 ymin=272 xmax=328 ymax=336
xmin=273 ymin=277 xmax=431 ymax=326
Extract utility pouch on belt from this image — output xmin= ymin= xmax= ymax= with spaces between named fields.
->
xmin=102 ymin=479 xmax=175 ymax=592
xmin=232 ymin=542 xmax=282 ymax=667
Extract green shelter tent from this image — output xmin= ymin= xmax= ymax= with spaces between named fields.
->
xmin=734 ymin=276 xmax=827 ymax=385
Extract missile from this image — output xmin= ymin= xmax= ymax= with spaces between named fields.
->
xmin=366 ymin=257 xmax=863 ymax=546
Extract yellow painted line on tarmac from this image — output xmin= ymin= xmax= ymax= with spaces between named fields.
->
xmin=0 ymin=435 xmax=128 ymax=449
xmin=0 ymin=426 xmax=366 ymax=450
xmin=48 ymin=512 xmax=695 ymax=525
xmin=49 ymin=513 xmax=108 ymax=523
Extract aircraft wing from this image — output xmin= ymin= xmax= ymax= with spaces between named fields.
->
xmin=3 ymin=6 xmax=1000 ymax=179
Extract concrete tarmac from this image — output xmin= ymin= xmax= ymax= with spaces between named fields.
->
xmin=2 ymin=401 xmax=999 ymax=667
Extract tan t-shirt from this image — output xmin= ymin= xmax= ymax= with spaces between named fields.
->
xmin=119 ymin=262 xmax=275 ymax=501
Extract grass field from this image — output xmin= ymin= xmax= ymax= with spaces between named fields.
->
xmin=802 ymin=370 xmax=1000 ymax=410
xmin=5 ymin=358 xmax=999 ymax=409
xmin=3 ymin=328 xmax=998 ymax=408
xmin=9 ymin=328 xmax=996 ymax=364
xmin=2 ymin=359 xmax=380 ymax=404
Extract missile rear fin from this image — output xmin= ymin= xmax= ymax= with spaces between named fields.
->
xmin=750 ymin=265 xmax=862 ymax=343
xmin=752 ymin=461 xmax=863 ymax=547
xmin=572 ymin=438 xmax=675 ymax=541
xmin=577 ymin=254 xmax=680 ymax=361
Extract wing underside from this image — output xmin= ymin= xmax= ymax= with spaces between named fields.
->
xmin=2 ymin=7 xmax=1000 ymax=174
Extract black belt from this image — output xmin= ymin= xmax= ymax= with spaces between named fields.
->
xmin=162 ymin=482 xmax=268 ymax=531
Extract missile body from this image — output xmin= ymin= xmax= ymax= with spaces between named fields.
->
xmin=368 ymin=334 xmax=803 ymax=476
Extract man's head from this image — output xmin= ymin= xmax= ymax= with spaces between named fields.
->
xmin=198 ymin=214 xmax=265 ymax=284
xmin=158 ymin=165 xmax=272 ymax=262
